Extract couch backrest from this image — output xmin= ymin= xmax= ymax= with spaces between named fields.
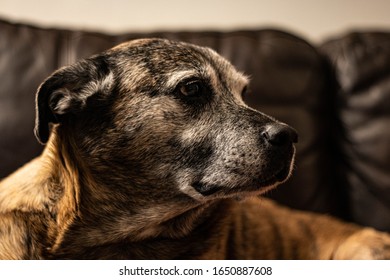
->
xmin=321 ymin=32 xmax=390 ymax=231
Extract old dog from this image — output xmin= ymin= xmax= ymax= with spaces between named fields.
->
xmin=0 ymin=38 xmax=389 ymax=259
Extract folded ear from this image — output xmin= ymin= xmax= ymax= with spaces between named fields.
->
xmin=34 ymin=56 xmax=114 ymax=144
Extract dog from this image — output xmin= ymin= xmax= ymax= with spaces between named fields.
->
xmin=0 ymin=38 xmax=389 ymax=259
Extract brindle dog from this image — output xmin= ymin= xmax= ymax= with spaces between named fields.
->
xmin=0 ymin=39 xmax=389 ymax=259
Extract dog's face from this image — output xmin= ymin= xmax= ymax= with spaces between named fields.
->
xmin=35 ymin=38 xmax=297 ymax=207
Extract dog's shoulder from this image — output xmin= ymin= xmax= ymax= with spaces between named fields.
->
xmin=0 ymin=208 xmax=50 ymax=259
xmin=0 ymin=157 xmax=56 ymax=259
xmin=0 ymin=157 xmax=53 ymax=213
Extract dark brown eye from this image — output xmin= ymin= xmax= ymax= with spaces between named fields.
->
xmin=179 ymin=81 xmax=202 ymax=97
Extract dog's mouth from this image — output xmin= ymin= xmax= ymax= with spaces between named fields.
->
xmin=192 ymin=163 xmax=292 ymax=197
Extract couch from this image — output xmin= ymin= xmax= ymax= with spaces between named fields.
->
xmin=0 ymin=18 xmax=389 ymax=232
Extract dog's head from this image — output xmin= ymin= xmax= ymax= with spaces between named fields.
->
xmin=35 ymin=38 xmax=297 ymax=205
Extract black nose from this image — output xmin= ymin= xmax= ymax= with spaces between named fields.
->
xmin=262 ymin=123 xmax=298 ymax=146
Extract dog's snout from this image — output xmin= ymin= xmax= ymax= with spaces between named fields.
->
xmin=262 ymin=124 xmax=298 ymax=146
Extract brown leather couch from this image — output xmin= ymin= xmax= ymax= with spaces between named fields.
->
xmin=1 ymin=18 xmax=389 ymax=231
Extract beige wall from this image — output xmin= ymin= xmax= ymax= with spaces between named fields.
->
xmin=1 ymin=0 xmax=390 ymax=42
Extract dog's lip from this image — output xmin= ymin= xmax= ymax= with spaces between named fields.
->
xmin=192 ymin=165 xmax=291 ymax=197
xmin=193 ymin=182 xmax=223 ymax=196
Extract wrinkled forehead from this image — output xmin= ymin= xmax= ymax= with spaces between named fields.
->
xmin=168 ymin=42 xmax=249 ymax=95
xmin=111 ymin=39 xmax=249 ymax=94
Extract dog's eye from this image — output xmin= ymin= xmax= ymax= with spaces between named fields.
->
xmin=178 ymin=80 xmax=202 ymax=97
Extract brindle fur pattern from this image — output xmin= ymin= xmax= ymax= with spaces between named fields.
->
xmin=0 ymin=39 xmax=389 ymax=259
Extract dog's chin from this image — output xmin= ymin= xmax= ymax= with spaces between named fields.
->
xmin=190 ymin=163 xmax=293 ymax=200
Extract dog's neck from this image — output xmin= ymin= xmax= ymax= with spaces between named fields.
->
xmin=41 ymin=132 xmax=231 ymax=258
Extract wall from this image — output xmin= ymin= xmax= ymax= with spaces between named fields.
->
xmin=0 ymin=0 xmax=390 ymax=42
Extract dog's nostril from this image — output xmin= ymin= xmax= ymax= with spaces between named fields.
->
xmin=262 ymin=124 xmax=298 ymax=146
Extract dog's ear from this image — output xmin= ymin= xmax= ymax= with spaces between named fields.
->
xmin=34 ymin=56 xmax=114 ymax=144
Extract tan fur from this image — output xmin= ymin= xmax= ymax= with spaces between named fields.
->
xmin=1 ymin=38 xmax=390 ymax=259
xmin=1 ymin=130 xmax=389 ymax=259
